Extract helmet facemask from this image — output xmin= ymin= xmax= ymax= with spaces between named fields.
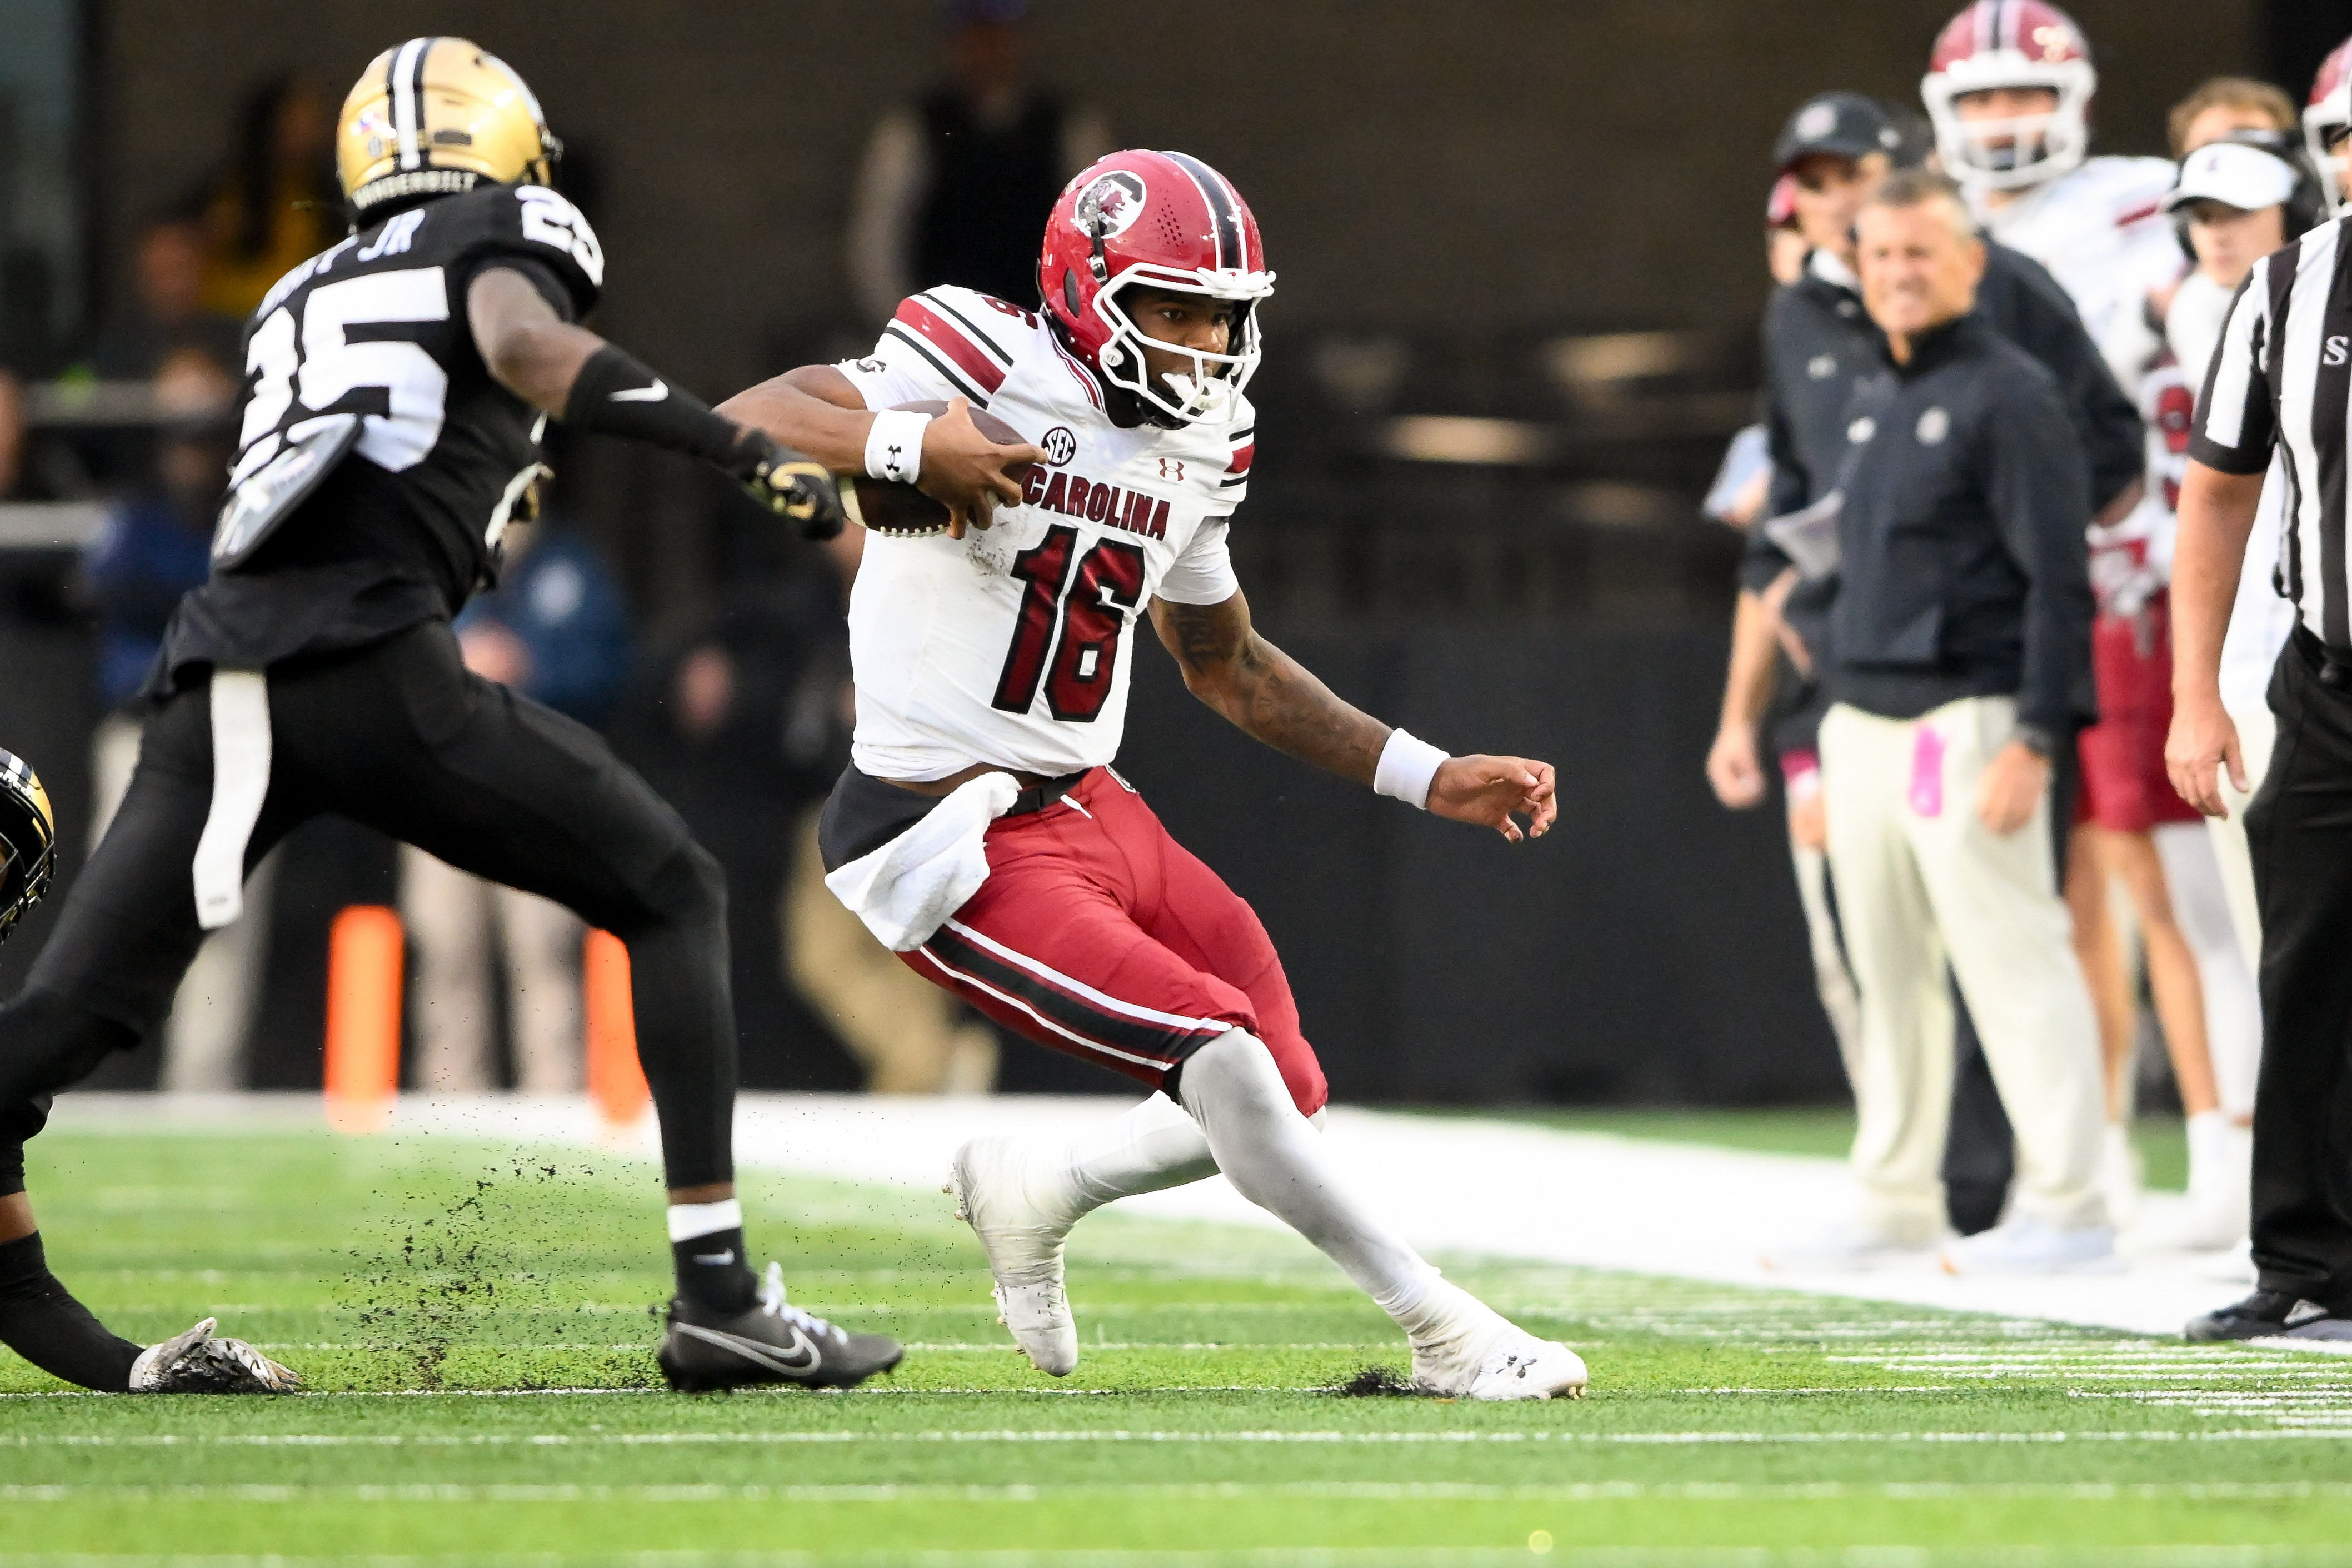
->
xmin=1922 ymin=63 xmax=2095 ymax=191
xmin=1091 ymin=268 xmax=1271 ymax=426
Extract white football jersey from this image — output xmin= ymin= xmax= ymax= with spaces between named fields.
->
xmin=1974 ymin=156 xmax=2182 ymax=366
xmin=836 ymin=286 xmax=1252 ymax=782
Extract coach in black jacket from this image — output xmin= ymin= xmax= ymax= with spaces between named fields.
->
xmin=1786 ymin=171 xmax=2111 ymax=1275
xmin=1711 ymin=92 xmax=2138 ymax=1240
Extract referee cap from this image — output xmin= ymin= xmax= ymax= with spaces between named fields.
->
xmin=2165 ymin=140 xmax=2300 ymax=214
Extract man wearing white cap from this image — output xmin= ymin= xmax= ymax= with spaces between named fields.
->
xmin=2088 ymin=136 xmax=2318 ymax=1252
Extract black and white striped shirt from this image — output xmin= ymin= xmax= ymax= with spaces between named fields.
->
xmin=2191 ymin=218 xmax=2352 ymax=648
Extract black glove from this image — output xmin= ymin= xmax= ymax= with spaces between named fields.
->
xmin=722 ymin=429 xmax=844 ymax=540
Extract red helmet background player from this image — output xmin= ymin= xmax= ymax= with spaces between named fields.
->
xmin=2308 ymin=34 xmax=2352 ymax=215
xmin=1039 ymin=150 xmax=1275 ymax=427
xmin=1921 ymin=0 xmax=2096 ymax=191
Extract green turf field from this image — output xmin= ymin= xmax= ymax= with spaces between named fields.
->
xmin=4 ymin=1125 xmax=2348 ymax=1566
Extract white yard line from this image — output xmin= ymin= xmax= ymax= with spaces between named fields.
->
xmin=38 ymin=1092 xmax=2299 ymax=1342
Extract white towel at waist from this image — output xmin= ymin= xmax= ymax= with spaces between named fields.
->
xmin=822 ymin=771 xmax=1021 ymax=951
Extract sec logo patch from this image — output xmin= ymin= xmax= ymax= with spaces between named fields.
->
xmin=1041 ymin=426 xmax=1077 ymax=466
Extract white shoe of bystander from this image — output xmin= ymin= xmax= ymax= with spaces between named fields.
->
xmin=1941 ymin=1216 xmax=2121 ymax=1275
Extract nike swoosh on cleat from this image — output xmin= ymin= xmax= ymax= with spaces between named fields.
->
xmin=610 ymin=379 xmax=668 ymax=402
xmin=671 ymin=1321 xmax=819 ymax=1374
xmin=692 ymin=1250 xmax=736 ymax=1266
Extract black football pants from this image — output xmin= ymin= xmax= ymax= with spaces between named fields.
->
xmin=2245 ymin=629 xmax=2352 ymax=1309
xmin=0 ymin=621 xmax=736 ymax=1195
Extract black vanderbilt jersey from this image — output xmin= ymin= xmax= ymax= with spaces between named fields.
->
xmin=154 ymin=182 xmax=602 ymax=690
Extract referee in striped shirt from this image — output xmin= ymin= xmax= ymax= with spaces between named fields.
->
xmin=2169 ymin=92 xmax=2352 ymax=1343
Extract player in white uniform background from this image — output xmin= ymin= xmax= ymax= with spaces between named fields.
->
xmin=717 ymin=150 xmax=1585 ymax=1400
xmin=1922 ymin=0 xmax=2180 ymax=376
xmin=1923 ymin=1 xmax=2255 ymax=1229
xmin=2094 ymin=108 xmax=2319 ymax=1251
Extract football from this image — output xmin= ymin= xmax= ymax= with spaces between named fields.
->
xmin=842 ymin=400 xmax=1038 ymax=536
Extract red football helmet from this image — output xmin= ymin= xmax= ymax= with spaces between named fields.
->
xmin=1038 ymin=149 xmax=1274 ymax=426
xmin=2308 ymin=33 xmax=2352 ymax=216
xmin=1921 ymin=1 xmax=2096 ymax=191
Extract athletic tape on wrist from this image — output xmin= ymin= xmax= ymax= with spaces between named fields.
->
xmin=865 ymin=409 xmax=930 ymax=485
xmin=666 ymin=1199 xmax=743 ymax=1243
xmin=1374 ymin=728 xmax=1449 ymax=810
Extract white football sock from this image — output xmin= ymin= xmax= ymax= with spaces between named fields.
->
xmin=1175 ymin=1030 xmax=1440 ymax=1327
xmin=1055 ymin=1092 xmax=1220 ymax=1224
xmin=2154 ymin=823 xmax=2263 ymax=1117
xmin=2185 ymin=1108 xmax=2250 ymax=1229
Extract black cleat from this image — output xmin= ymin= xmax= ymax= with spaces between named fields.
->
xmin=129 ymin=1319 xmax=301 ymax=1393
xmin=2186 ymin=1290 xmax=2352 ymax=1342
xmin=657 ymin=1262 xmax=902 ymax=1391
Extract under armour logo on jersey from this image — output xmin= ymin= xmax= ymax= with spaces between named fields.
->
xmin=2328 ymin=336 xmax=2349 ymax=368
xmin=1916 ymin=407 xmax=1950 ymax=446
xmin=610 ymin=378 xmax=668 ymax=402
xmin=1807 ymin=354 xmax=1837 ymax=381
xmin=1158 ymin=458 xmax=1185 ymax=481
xmin=1847 ymin=416 xmax=1876 ymax=445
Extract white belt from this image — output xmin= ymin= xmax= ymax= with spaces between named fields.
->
xmin=192 ymin=668 xmax=272 ymax=930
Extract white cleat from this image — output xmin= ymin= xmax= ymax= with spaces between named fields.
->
xmin=1407 ymin=1284 xmax=1587 ymax=1401
xmin=946 ymin=1137 xmax=1079 ymax=1377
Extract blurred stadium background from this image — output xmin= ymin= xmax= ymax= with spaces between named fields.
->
xmin=0 ymin=0 xmax=2341 ymax=1110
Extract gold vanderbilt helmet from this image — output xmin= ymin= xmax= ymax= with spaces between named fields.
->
xmin=0 ymin=748 xmax=54 ymax=946
xmin=337 ymin=38 xmax=560 ymax=217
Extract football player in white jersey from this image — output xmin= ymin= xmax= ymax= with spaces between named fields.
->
xmin=719 ymin=150 xmax=1583 ymax=1400
xmin=2085 ymin=122 xmax=2319 ymax=1250
xmin=2310 ymin=35 xmax=2352 ymax=214
xmin=1922 ymin=0 xmax=2181 ymax=368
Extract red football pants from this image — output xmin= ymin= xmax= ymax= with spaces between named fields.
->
xmin=900 ymin=766 xmax=1328 ymax=1116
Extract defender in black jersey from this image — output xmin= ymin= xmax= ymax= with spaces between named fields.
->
xmin=0 ymin=39 xmax=1030 ymax=1395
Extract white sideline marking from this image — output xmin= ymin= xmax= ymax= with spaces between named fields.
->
xmin=8 ymin=1480 xmax=2352 ymax=1502
xmin=4 ymin=1427 xmax=2349 ymax=1448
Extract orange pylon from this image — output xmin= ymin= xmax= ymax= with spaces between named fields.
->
xmin=323 ymin=906 xmax=402 ymax=1133
xmin=585 ymin=930 xmax=649 ymax=1126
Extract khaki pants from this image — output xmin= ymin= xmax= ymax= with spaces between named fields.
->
xmin=1820 ymin=697 xmax=2106 ymax=1237
xmin=1789 ymin=835 xmax=1864 ymax=1083
xmin=400 ymin=845 xmax=584 ymax=1092
xmin=785 ymin=811 xmax=995 ymax=1095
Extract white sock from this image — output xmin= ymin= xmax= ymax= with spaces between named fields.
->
xmin=2154 ymin=823 xmax=2264 ymax=1117
xmin=1175 ymin=1031 xmax=1440 ymax=1326
xmin=1057 ymin=1092 xmax=1220 ymax=1222
xmin=2185 ymin=1110 xmax=2235 ymax=1204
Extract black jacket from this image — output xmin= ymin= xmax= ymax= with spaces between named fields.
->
xmin=1827 ymin=312 xmax=2095 ymax=734
xmin=1740 ymin=243 xmax=2136 ymax=751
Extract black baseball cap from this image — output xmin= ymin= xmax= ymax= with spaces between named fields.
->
xmin=1773 ymin=92 xmax=1906 ymax=174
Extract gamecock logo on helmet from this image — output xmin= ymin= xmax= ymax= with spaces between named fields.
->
xmin=1075 ymin=172 xmax=1147 ymax=241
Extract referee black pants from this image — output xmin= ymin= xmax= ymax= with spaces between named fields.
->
xmin=2247 ymin=628 xmax=2352 ymax=1308
xmin=0 ymin=622 xmax=737 ymax=1195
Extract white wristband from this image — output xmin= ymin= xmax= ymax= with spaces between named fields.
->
xmin=864 ymin=409 xmax=930 ymax=485
xmin=1374 ymin=727 xmax=1449 ymax=810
